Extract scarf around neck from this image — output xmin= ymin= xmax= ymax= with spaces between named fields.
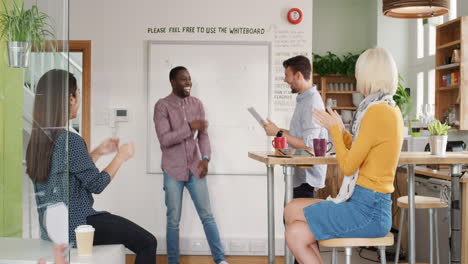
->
xmin=327 ymin=91 xmax=396 ymax=204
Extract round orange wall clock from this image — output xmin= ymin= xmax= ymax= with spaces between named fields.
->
xmin=287 ymin=8 xmax=303 ymax=24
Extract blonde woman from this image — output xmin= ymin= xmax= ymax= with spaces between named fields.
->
xmin=284 ymin=47 xmax=404 ymax=263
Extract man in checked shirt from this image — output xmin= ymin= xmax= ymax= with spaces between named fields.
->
xmin=154 ymin=66 xmax=229 ymax=264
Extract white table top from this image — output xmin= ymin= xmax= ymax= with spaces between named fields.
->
xmin=0 ymin=238 xmax=125 ymax=264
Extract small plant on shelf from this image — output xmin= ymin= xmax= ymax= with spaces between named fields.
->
xmin=341 ymin=52 xmax=360 ymax=77
xmin=313 ymin=51 xmax=341 ymax=77
xmin=428 ymin=120 xmax=451 ymax=136
xmin=313 ymin=51 xmax=362 ymax=77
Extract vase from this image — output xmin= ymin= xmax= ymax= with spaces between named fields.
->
xmin=429 ymin=135 xmax=448 ymax=156
xmin=7 ymin=41 xmax=31 ymax=68
xmin=352 ymin=93 xmax=364 ymax=107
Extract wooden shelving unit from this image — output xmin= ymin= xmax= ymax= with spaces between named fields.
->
xmin=313 ymin=75 xmax=358 ymax=111
xmin=435 ymin=17 xmax=468 ymax=130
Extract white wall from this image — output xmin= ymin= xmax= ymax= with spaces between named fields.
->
xmin=312 ymin=0 xmax=376 ymax=56
xmin=312 ymin=0 xmax=409 ymax=79
xmin=375 ymin=0 xmax=410 ymax=81
xmin=70 ymin=0 xmax=312 ymax=255
xmin=459 ymin=0 xmax=468 ymax=16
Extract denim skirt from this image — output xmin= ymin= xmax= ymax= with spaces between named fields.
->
xmin=303 ymin=185 xmax=392 ymax=240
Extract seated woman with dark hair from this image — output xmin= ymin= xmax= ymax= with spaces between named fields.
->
xmin=26 ymin=69 xmax=157 ymax=264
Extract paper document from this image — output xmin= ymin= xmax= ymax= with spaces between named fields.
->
xmin=247 ymin=107 xmax=266 ymax=127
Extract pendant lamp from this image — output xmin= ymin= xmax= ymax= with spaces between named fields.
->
xmin=383 ymin=0 xmax=449 ymax=19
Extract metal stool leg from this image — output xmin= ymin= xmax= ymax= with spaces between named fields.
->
xmin=395 ymin=208 xmax=405 ymax=264
xmin=379 ymin=246 xmax=387 ymax=264
xmin=434 ymin=209 xmax=440 ymax=264
xmin=332 ymin=248 xmax=338 ymax=264
xmin=429 ymin=208 xmax=434 ymax=264
xmin=345 ymin=247 xmax=352 ymax=264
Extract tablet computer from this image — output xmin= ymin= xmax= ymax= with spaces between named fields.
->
xmin=278 ymin=149 xmax=314 ymax=156
xmin=247 ymin=107 xmax=266 ymax=127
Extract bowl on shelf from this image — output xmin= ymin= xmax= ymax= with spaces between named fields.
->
xmin=341 ymin=110 xmax=353 ymax=124
xmin=352 ymin=93 xmax=364 ymax=107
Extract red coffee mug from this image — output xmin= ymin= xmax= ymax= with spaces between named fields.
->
xmin=272 ymin=137 xmax=287 ymax=149
xmin=313 ymin=138 xmax=333 ymax=156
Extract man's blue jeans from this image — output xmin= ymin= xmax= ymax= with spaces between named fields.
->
xmin=163 ymin=172 xmax=226 ymax=264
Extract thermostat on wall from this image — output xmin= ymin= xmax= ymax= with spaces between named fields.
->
xmin=287 ymin=8 xmax=303 ymax=25
xmin=114 ymin=108 xmax=128 ymax=122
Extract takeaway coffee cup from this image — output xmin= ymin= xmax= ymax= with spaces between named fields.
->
xmin=313 ymin=138 xmax=333 ymax=156
xmin=75 ymin=225 xmax=95 ymax=256
xmin=272 ymin=136 xmax=287 ymax=149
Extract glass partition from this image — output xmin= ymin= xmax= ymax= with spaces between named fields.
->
xmin=0 ymin=0 xmax=70 ymax=261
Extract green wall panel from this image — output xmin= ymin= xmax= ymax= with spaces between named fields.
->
xmin=0 ymin=0 xmax=24 ymax=237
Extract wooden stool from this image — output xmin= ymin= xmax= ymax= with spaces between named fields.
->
xmin=395 ymin=196 xmax=448 ymax=264
xmin=319 ymin=233 xmax=393 ymax=264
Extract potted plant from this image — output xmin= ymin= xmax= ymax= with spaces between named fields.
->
xmin=0 ymin=1 xmax=55 ymax=68
xmin=313 ymin=52 xmax=341 ymax=77
xmin=427 ymin=119 xmax=451 ymax=156
xmin=313 ymin=51 xmax=362 ymax=77
xmin=340 ymin=52 xmax=360 ymax=77
xmin=393 ymin=75 xmax=412 ymax=135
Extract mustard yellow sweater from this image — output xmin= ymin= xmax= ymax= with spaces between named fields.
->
xmin=330 ymin=103 xmax=404 ymax=193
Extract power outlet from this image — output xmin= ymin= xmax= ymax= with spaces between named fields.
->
xmin=190 ymin=239 xmax=209 ymax=252
xmin=229 ymin=239 xmax=249 ymax=253
xmin=250 ymin=239 xmax=267 ymax=253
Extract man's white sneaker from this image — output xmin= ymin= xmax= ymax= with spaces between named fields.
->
xmin=218 ymin=261 xmax=230 ymax=264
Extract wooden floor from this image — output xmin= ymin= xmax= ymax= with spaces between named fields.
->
xmin=126 ymin=255 xmax=285 ymax=264
xmin=126 ymin=249 xmax=387 ymax=264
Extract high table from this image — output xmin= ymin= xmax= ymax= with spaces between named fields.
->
xmin=248 ymin=151 xmax=468 ymax=264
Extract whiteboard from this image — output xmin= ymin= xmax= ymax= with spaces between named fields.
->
xmin=147 ymin=41 xmax=271 ymax=175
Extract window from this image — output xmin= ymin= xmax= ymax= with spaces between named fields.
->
xmin=449 ymin=0 xmax=457 ymax=20
xmin=412 ymin=0 xmax=458 ymax=114
xmin=417 ymin=19 xmax=424 ymax=59
xmin=428 ymin=69 xmax=435 ymax=105
xmin=417 ymin=72 xmax=425 ymax=116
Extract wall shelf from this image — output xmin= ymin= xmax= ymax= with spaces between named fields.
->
xmin=435 ymin=63 xmax=460 ymax=71
xmin=439 ymin=85 xmax=460 ymax=91
xmin=437 ymin=40 xmax=461 ymax=50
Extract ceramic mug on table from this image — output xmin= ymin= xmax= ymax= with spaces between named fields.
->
xmin=272 ymin=136 xmax=287 ymax=149
xmin=313 ymin=138 xmax=333 ymax=156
